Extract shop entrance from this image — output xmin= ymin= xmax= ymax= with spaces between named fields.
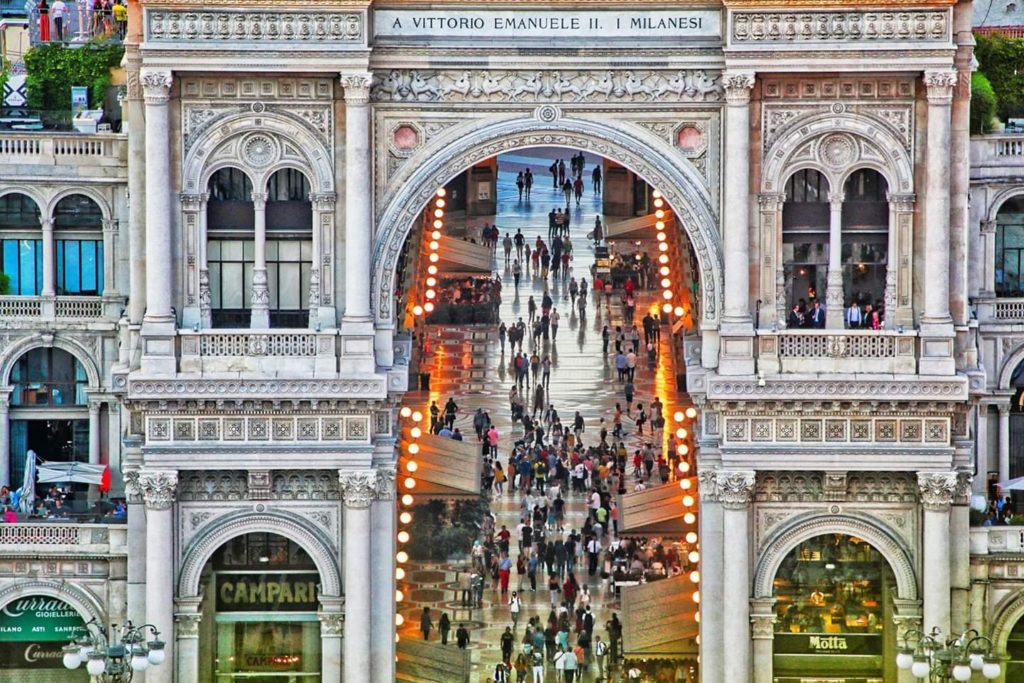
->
xmin=198 ymin=532 xmax=323 ymax=683
xmin=0 ymin=595 xmax=88 ymax=683
xmin=772 ymin=533 xmax=898 ymax=683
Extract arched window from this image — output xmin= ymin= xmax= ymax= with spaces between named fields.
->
xmin=207 ymin=168 xmax=255 ymax=328
xmin=772 ymin=533 xmax=898 ymax=682
xmin=841 ymin=170 xmax=889 ymax=310
xmin=53 ymin=194 xmax=104 ymax=296
xmin=266 ymin=169 xmax=312 ymax=328
xmin=782 ymin=170 xmax=830 ymax=317
xmin=996 ymin=196 xmax=1024 ymax=297
xmin=7 ymin=348 xmax=90 ymax=487
xmin=0 ymin=193 xmax=42 ymax=295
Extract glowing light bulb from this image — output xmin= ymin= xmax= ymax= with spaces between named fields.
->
xmin=400 ymin=407 xmax=412 ymax=418
xmin=404 ymin=477 xmax=416 ymax=489
xmin=684 ymin=512 xmax=696 ymax=524
xmin=686 ymin=532 xmax=698 ymax=544
xmin=674 ymin=306 xmax=684 ymax=317
xmin=656 ymin=232 xmax=666 ymax=242
xmin=396 ymin=551 xmax=409 ymax=563
xmin=408 ymin=444 xmax=420 ymax=455
xmin=680 ymin=479 xmax=691 ymax=490
xmin=679 ymin=461 xmax=690 ymax=473
xmin=396 ymin=567 xmax=406 ymax=580
xmin=424 ymin=302 xmax=435 ymax=313
xmin=396 ymin=590 xmax=404 ymax=602
xmin=434 ymin=209 xmax=444 ymax=219
xmin=435 ymin=198 xmax=446 ymax=208
xmin=688 ymin=551 xmax=699 ymax=563
xmin=674 ymin=411 xmax=685 ymax=422
xmin=427 ymin=265 xmax=438 ymax=275
xmin=406 ymin=461 xmax=418 ymax=473
xmin=683 ymin=495 xmax=694 ymax=507
xmin=410 ymin=427 xmax=422 ymax=438
xmin=401 ymin=494 xmax=414 ymax=506
xmin=436 ymin=188 xmax=447 ymax=197
xmin=676 ymin=428 xmax=687 ymax=439
xmin=658 ymin=242 xmax=669 ymax=252
xmin=433 ymin=220 xmax=443 ymax=229
xmin=431 ymin=230 xmax=441 ymax=240
xmin=399 ymin=512 xmax=412 ymax=524
xmin=659 ymin=254 xmax=669 ymax=264
xmin=655 ymin=209 xmax=665 ymax=219
xmin=656 ymin=221 xmax=666 ymax=230
xmin=397 ymin=531 xmax=410 ymax=544
xmin=692 ymin=591 xmax=700 ymax=604
xmin=425 ymin=289 xmax=436 ymax=300
xmin=662 ymin=303 xmax=672 ymax=313
xmin=396 ymin=614 xmax=405 ymax=626
xmin=678 ymin=445 xmax=690 ymax=456
xmin=652 ymin=190 xmax=662 ymax=199
xmin=429 ymin=241 xmax=439 ymax=251
xmin=654 ymin=198 xmax=664 ymax=208
xmin=412 ymin=305 xmax=423 ymax=316
xmin=686 ymin=407 xmax=697 ymax=419
xmin=429 ymin=253 xmax=439 ymax=262
xmin=660 ymin=266 xmax=670 ymax=276
xmin=695 ymin=613 xmax=701 ymax=624
xmin=690 ymin=571 xmax=700 ymax=584
xmin=411 ymin=411 xmax=423 ymax=422
xmin=661 ymin=278 xmax=672 ymax=288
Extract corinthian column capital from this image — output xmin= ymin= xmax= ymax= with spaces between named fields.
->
xmin=717 ymin=469 xmax=756 ymax=510
xmin=923 ymin=70 xmax=957 ymax=104
xmin=722 ymin=71 xmax=755 ymax=104
xmin=340 ymin=72 xmax=373 ymax=105
xmin=140 ymin=70 xmax=173 ymax=104
xmin=339 ymin=469 xmax=378 ymax=509
xmin=137 ymin=469 xmax=178 ymax=510
xmin=917 ymin=471 xmax=958 ymax=511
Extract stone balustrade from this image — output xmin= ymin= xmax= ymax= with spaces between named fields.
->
xmin=975 ymin=296 xmax=1024 ymax=323
xmin=757 ymin=329 xmax=918 ymax=375
xmin=0 ymin=295 xmax=117 ymax=322
xmin=970 ymin=133 xmax=1024 ymax=184
xmin=0 ymin=522 xmax=128 ymax=556
xmin=0 ymin=132 xmax=127 ymax=182
xmin=178 ymin=329 xmax=338 ymax=375
xmin=970 ymin=525 xmax=1024 ymax=555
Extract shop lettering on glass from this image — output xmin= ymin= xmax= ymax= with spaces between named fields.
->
xmin=774 ymin=632 xmax=882 ymax=657
xmin=215 ymin=573 xmax=319 ymax=612
xmin=373 ymin=10 xmax=722 ymax=42
xmin=0 ymin=597 xmax=86 ymax=641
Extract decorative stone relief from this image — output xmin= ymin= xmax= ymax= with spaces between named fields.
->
xmin=339 ymin=470 xmax=377 ymax=509
xmin=178 ymin=471 xmax=248 ymax=502
xmin=271 ymin=471 xmax=342 ymax=500
xmin=762 ymin=103 xmax=914 ymax=158
xmin=918 ymin=472 xmax=958 ymax=511
xmin=140 ymin=71 xmax=172 ymax=103
xmin=721 ymin=415 xmax=950 ymax=446
xmin=731 ymin=10 xmax=949 ymax=44
xmin=717 ymin=470 xmax=756 ymax=509
xmin=146 ymin=11 xmax=363 ymax=44
xmin=128 ymin=379 xmax=386 ymax=400
xmin=137 ymin=470 xmax=178 ymax=510
xmin=175 ymin=613 xmax=201 ymax=638
xmin=371 ymin=69 xmax=723 ymax=103
xmin=761 ymin=76 xmax=915 ymax=100
xmin=846 ymin=473 xmax=919 ymax=503
xmin=319 ymin=613 xmax=344 ymax=636
xmin=376 ymin=467 xmax=396 ymax=501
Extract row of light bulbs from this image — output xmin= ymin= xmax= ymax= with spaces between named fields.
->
xmin=652 ymin=191 xmax=687 ymax=320
xmin=393 ymin=405 xmax=425 ymax=639
xmin=411 ymin=188 xmax=447 ymax=318
xmin=671 ymin=406 xmax=701 ymax=621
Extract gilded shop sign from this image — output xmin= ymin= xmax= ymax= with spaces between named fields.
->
xmin=373 ymin=9 xmax=722 ymax=43
xmin=216 ymin=573 xmax=319 ymax=612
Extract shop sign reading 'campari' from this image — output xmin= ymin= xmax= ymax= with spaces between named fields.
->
xmin=373 ymin=8 xmax=722 ymax=44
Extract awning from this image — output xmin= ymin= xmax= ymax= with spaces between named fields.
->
xmin=605 ymin=213 xmax=676 ymax=239
xmin=621 ymin=573 xmax=699 ymax=658
xmin=617 ymin=478 xmax=697 ymax=538
xmin=400 ymin=431 xmax=482 ymax=498
xmin=437 ymin=235 xmax=493 ymax=272
xmin=397 ymin=638 xmax=471 ymax=683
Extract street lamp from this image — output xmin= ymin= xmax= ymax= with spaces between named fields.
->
xmin=895 ymin=627 xmax=1002 ymax=681
xmin=63 ymin=618 xmax=165 ymax=682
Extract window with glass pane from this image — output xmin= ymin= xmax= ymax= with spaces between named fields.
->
xmin=783 ymin=170 xmax=830 ymax=310
xmin=1 ymin=239 xmax=42 ymax=295
xmin=10 ymin=348 xmax=88 ymax=406
xmin=209 ymin=239 xmax=254 ymax=328
xmin=997 ymin=197 xmax=1024 ymax=297
xmin=267 ymin=240 xmax=312 ymax=328
xmin=56 ymin=240 xmax=103 ymax=295
xmin=53 ymin=194 xmax=103 ymax=230
xmin=0 ymin=193 xmax=41 ymax=231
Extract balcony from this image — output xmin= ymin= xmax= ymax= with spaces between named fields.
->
xmin=0 ymin=132 xmax=127 ymax=181
xmin=0 ymin=522 xmax=127 ymax=557
xmin=0 ymin=295 xmax=120 ymax=324
xmin=970 ymin=526 xmax=1024 ymax=556
xmin=971 ymin=133 xmax=1024 ymax=184
xmin=178 ymin=329 xmax=339 ymax=375
xmin=756 ymin=329 xmax=918 ymax=375
xmin=975 ymin=296 xmax=1024 ymax=324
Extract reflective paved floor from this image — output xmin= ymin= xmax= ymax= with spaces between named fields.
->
xmin=398 ymin=149 xmax=686 ymax=682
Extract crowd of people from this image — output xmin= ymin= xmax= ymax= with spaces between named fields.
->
xmin=35 ymin=0 xmax=127 ymax=42
xmin=786 ymin=297 xmax=887 ymax=330
xmin=425 ymin=276 xmax=503 ymax=325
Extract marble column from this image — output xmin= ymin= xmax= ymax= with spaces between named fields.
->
xmin=719 ymin=470 xmax=756 ymax=683
xmin=893 ymin=609 xmax=924 ymax=683
xmin=41 ymin=218 xmax=55 ymax=297
xmin=141 ymin=71 xmax=174 ymax=325
xmin=138 ymin=469 xmax=177 ymax=683
xmin=87 ymin=399 xmax=101 ymax=466
xmin=124 ymin=49 xmax=147 ymax=325
xmin=756 ymin=193 xmax=785 ymax=328
xmin=179 ymin=194 xmax=205 ymax=329
xmin=697 ymin=469 xmax=724 ymax=683
xmin=371 ymin=467 xmax=397 ymax=683
xmin=173 ymin=602 xmax=201 ymax=683
xmin=102 ymin=218 xmax=118 ymax=297
xmin=121 ymin=450 xmax=147 ymax=651
xmin=918 ymin=472 xmax=957 ymax=635
xmin=980 ymin=220 xmax=997 ymax=298
xmin=309 ymin=193 xmax=338 ymax=329
xmin=319 ymin=612 xmax=344 ymax=679
xmin=825 ymin=192 xmax=845 ymax=328
xmin=339 ymin=470 xmax=377 ymax=683
xmin=719 ymin=72 xmax=756 ymax=374
xmin=950 ymin=472 xmax=972 ymax=633
xmin=887 ymin=194 xmax=916 ymax=327
xmin=750 ymin=599 xmax=776 ymax=683
xmin=250 ymin=191 xmax=270 ymax=329
xmin=976 ymin=404 xmax=990 ymax=495
xmin=0 ymin=393 xmax=9 ymax=488
xmin=998 ymin=403 xmax=1010 ymax=484
xmin=340 ymin=73 xmax=373 ymax=323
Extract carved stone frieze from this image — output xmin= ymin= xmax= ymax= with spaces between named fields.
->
xmin=371 ymin=69 xmax=723 ymax=104
xmin=731 ymin=10 xmax=949 ymax=44
xmin=754 ymin=472 xmax=823 ymax=503
xmin=128 ymin=379 xmax=386 ymax=400
xmin=708 ymin=377 xmax=966 ymax=400
xmin=271 ymin=471 xmax=342 ymax=500
xmin=319 ymin=613 xmax=344 ymax=636
xmin=762 ymin=103 xmax=913 ymax=158
xmin=140 ymin=71 xmax=172 ymax=104
xmin=846 ymin=473 xmax=919 ymax=503
xmin=178 ymin=471 xmax=247 ymax=502
xmin=761 ymin=76 xmax=915 ymax=100
xmin=146 ymin=10 xmax=363 ymax=45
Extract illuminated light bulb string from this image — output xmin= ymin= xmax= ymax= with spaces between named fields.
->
xmin=671 ymin=405 xmax=701 ymax=631
xmin=651 ymin=190 xmax=687 ymax=321
xmin=411 ymin=188 xmax=447 ymax=319
xmin=394 ymin=406 xmax=423 ymax=640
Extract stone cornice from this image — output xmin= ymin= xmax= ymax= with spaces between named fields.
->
xmin=724 ymin=0 xmax=954 ymax=6
xmin=126 ymin=378 xmax=388 ymax=401
xmin=706 ymin=376 xmax=968 ymax=402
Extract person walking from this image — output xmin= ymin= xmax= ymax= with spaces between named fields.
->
xmin=501 ymin=625 xmax=515 ymax=663
xmin=504 ymin=233 xmax=514 ymax=265
xmin=456 ymin=623 xmax=470 ymax=649
xmin=550 ymin=160 xmax=559 ymax=188
xmin=499 ymin=322 xmax=507 ymax=354
xmin=517 ymin=172 xmax=525 ymax=201
xmin=509 ymin=590 xmax=522 ymax=630
xmin=524 ymin=168 xmax=534 ymax=200
xmin=439 ymin=612 xmax=452 ymax=645
xmin=594 ymin=635 xmax=608 ymax=679
xmin=563 ymin=646 xmax=579 ymax=682
xmin=420 ymin=606 xmax=433 ymax=641
xmin=562 ymin=179 xmax=573 ymax=206
xmin=592 ymin=165 xmax=602 ymax=194
xmin=550 ymin=309 xmax=560 ymax=341
xmin=573 ymin=176 xmax=584 ymax=207
xmin=531 ymin=645 xmax=545 ymax=683
xmin=514 ymin=229 xmax=525 ymax=260
xmin=513 ymin=260 xmax=523 ymax=289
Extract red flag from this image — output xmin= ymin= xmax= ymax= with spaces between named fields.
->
xmin=99 ymin=466 xmax=111 ymax=493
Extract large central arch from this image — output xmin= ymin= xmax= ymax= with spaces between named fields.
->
xmin=371 ymin=111 xmax=723 ymax=329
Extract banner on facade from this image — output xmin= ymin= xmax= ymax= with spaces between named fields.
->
xmin=773 ymin=633 xmax=883 ymax=657
xmin=215 ymin=573 xmax=320 ymax=612
xmin=0 ymin=597 xmax=86 ymax=642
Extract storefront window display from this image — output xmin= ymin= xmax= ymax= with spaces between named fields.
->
xmin=199 ymin=532 xmax=322 ymax=683
xmin=1006 ymin=617 xmax=1024 ymax=681
xmin=772 ymin=533 xmax=897 ymax=683
xmin=0 ymin=595 xmax=88 ymax=682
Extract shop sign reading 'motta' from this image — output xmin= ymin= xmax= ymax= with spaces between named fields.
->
xmin=216 ymin=573 xmax=320 ymax=612
xmin=373 ymin=9 xmax=722 ymax=44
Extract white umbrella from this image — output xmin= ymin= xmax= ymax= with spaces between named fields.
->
xmin=996 ymin=476 xmax=1024 ymax=492
xmin=15 ymin=449 xmax=37 ymax=514
xmin=36 ymin=461 xmax=105 ymax=485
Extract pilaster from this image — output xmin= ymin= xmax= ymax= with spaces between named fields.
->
xmin=339 ymin=469 xmax=377 ymax=683
xmin=370 ymin=466 xmax=397 ymax=683
xmin=888 ymin=193 xmax=916 ymax=327
xmin=750 ymin=598 xmax=776 ymax=683
xmin=918 ymin=471 xmax=956 ymax=636
xmin=719 ymin=469 xmax=756 ymax=683
xmin=697 ymin=468 xmax=724 ymax=683
xmin=139 ymin=468 xmax=177 ymax=683
xmin=250 ymin=191 xmax=270 ymax=329
xmin=310 ymin=192 xmax=338 ymax=329
xmin=825 ymin=192 xmax=845 ymax=328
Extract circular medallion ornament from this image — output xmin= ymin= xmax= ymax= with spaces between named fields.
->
xmin=536 ymin=105 xmax=561 ymax=123
xmin=251 ymin=102 xmax=266 ymax=114
xmin=830 ymin=102 xmax=846 ymax=115
xmin=241 ymin=133 xmax=278 ymax=168
xmin=818 ymin=133 xmax=857 ymax=169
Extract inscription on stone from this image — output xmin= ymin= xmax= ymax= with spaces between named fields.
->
xmin=373 ymin=10 xmax=722 ymax=42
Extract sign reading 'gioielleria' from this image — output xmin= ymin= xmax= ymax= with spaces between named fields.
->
xmin=373 ymin=9 xmax=722 ymax=43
